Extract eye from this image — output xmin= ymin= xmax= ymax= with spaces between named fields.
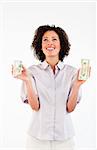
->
xmin=43 ymin=38 xmax=48 ymax=41
xmin=52 ymin=38 xmax=57 ymax=41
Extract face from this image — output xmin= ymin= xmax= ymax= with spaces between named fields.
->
xmin=42 ymin=30 xmax=61 ymax=59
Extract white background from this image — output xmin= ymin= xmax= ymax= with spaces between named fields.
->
xmin=0 ymin=1 xmax=96 ymax=150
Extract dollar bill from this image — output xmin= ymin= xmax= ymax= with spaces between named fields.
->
xmin=13 ymin=60 xmax=23 ymax=77
xmin=78 ymin=59 xmax=90 ymax=80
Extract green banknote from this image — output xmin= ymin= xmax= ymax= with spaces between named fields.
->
xmin=78 ymin=59 xmax=90 ymax=80
xmin=13 ymin=60 xmax=23 ymax=77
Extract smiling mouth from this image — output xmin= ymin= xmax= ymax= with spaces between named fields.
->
xmin=46 ymin=48 xmax=55 ymax=51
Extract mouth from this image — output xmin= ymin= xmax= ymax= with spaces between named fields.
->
xmin=46 ymin=47 xmax=55 ymax=51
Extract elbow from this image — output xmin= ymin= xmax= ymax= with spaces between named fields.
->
xmin=34 ymin=107 xmax=40 ymax=111
xmin=31 ymin=101 xmax=40 ymax=111
xmin=28 ymin=97 xmax=40 ymax=111
xmin=31 ymin=105 xmax=40 ymax=111
xmin=67 ymin=107 xmax=75 ymax=113
xmin=66 ymin=104 xmax=76 ymax=113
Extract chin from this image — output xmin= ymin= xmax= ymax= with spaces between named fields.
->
xmin=47 ymin=55 xmax=57 ymax=58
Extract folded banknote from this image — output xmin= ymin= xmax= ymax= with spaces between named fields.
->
xmin=78 ymin=59 xmax=90 ymax=80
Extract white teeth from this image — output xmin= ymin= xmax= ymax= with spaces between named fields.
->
xmin=47 ymin=48 xmax=54 ymax=51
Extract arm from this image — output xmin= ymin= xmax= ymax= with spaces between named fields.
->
xmin=66 ymin=68 xmax=91 ymax=113
xmin=12 ymin=65 xmax=40 ymax=111
xmin=24 ymin=77 xmax=40 ymax=111
xmin=66 ymin=81 xmax=81 ymax=112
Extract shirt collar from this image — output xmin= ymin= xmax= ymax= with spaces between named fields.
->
xmin=57 ymin=61 xmax=65 ymax=70
xmin=41 ymin=60 xmax=65 ymax=70
xmin=40 ymin=61 xmax=49 ymax=70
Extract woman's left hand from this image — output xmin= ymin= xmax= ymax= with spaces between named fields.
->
xmin=74 ymin=67 xmax=91 ymax=86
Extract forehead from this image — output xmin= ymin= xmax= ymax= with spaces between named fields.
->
xmin=43 ymin=30 xmax=59 ymax=38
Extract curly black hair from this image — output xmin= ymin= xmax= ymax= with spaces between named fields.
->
xmin=31 ymin=25 xmax=71 ymax=62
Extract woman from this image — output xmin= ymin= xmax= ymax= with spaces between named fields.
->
xmin=12 ymin=25 xmax=90 ymax=150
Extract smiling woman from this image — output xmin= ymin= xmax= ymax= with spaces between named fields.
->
xmin=42 ymin=30 xmax=61 ymax=59
xmin=32 ymin=25 xmax=71 ymax=63
xmin=12 ymin=25 xmax=91 ymax=150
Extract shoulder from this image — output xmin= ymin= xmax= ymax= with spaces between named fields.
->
xmin=27 ymin=62 xmax=42 ymax=75
xmin=64 ymin=64 xmax=78 ymax=76
xmin=64 ymin=64 xmax=79 ymax=81
xmin=64 ymin=64 xmax=78 ymax=75
xmin=28 ymin=62 xmax=41 ymax=70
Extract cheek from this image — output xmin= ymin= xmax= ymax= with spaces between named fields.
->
xmin=56 ymin=40 xmax=60 ymax=46
xmin=42 ymin=43 xmax=46 ymax=49
xmin=56 ymin=43 xmax=61 ymax=49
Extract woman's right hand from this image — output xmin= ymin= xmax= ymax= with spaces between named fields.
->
xmin=12 ymin=65 xmax=30 ymax=82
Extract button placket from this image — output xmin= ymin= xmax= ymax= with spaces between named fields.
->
xmin=48 ymin=66 xmax=57 ymax=139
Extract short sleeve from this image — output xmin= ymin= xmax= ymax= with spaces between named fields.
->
xmin=20 ymin=76 xmax=38 ymax=104
xmin=68 ymin=69 xmax=82 ymax=104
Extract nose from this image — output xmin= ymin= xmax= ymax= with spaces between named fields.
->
xmin=47 ymin=40 xmax=53 ymax=45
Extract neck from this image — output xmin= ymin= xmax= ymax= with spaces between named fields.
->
xmin=46 ymin=57 xmax=59 ymax=71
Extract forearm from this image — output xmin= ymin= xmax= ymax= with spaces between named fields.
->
xmin=67 ymin=82 xmax=81 ymax=112
xmin=24 ymin=78 xmax=40 ymax=111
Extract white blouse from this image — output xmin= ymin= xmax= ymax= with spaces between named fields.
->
xmin=21 ymin=60 xmax=82 ymax=141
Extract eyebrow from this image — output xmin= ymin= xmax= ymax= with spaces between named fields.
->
xmin=43 ymin=36 xmax=58 ymax=39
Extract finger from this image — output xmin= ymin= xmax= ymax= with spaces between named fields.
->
xmin=11 ymin=65 xmax=14 ymax=74
xmin=77 ymin=68 xmax=80 ymax=79
xmin=13 ymin=73 xmax=21 ymax=79
xmin=89 ymin=66 xmax=91 ymax=77
xmin=21 ymin=66 xmax=27 ymax=73
xmin=22 ymin=65 xmax=26 ymax=70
